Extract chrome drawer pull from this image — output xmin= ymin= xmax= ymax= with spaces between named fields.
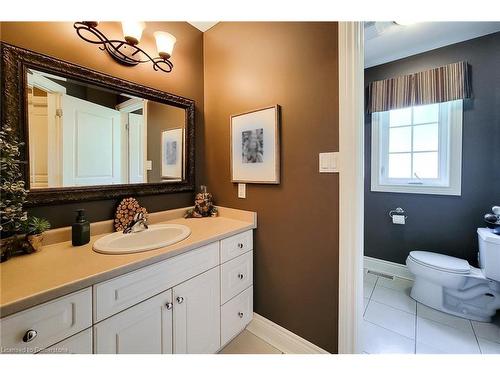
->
xmin=165 ymin=302 xmax=173 ymax=310
xmin=237 ymin=273 xmax=244 ymax=280
xmin=22 ymin=329 xmax=38 ymax=343
xmin=237 ymin=243 xmax=244 ymax=249
xmin=176 ymin=296 xmax=184 ymax=304
xmin=238 ymin=312 xmax=244 ymax=318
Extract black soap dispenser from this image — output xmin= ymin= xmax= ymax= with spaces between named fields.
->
xmin=72 ymin=209 xmax=90 ymax=246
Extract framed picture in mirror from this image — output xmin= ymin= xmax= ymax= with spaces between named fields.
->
xmin=161 ymin=128 xmax=184 ymax=180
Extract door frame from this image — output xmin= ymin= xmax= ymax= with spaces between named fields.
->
xmin=337 ymin=21 xmax=365 ymax=354
xmin=27 ymin=71 xmax=65 ymax=188
xmin=116 ymin=98 xmax=148 ymax=184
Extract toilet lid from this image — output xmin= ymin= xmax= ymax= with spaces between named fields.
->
xmin=409 ymin=251 xmax=470 ymax=274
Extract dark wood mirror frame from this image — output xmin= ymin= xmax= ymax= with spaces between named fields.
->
xmin=1 ymin=43 xmax=195 ymax=206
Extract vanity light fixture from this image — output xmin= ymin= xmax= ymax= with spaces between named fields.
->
xmin=73 ymin=21 xmax=176 ymax=73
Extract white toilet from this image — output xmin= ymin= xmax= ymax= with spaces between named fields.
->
xmin=406 ymin=228 xmax=500 ymax=322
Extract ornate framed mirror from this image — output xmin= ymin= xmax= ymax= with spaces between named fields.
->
xmin=1 ymin=43 xmax=195 ymax=205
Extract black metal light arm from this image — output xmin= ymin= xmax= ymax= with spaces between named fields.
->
xmin=73 ymin=22 xmax=173 ymax=73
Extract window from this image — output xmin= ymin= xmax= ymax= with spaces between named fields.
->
xmin=371 ymin=100 xmax=463 ymax=195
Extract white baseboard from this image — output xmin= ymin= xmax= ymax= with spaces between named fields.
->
xmin=364 ymin=255 xmax=414 ymax=280
xmin=247 ymin=313 xmax=329 ymax=354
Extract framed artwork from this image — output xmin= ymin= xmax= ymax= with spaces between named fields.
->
xmin=161 ymin=128 xmax=184 ymax=180
xmin=231 ymin=105 xmax=280 ymax=184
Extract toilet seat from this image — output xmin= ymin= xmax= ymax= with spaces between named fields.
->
xmin=408 ymin=251 xmax=470 ymax=274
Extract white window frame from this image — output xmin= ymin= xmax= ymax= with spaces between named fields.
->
xmin=371 ymin=99 xmax=463 ymax=196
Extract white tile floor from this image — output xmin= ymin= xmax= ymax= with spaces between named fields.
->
xmin=362 ymin=269 xmax=500 ymax=354
xmin=220 ymin=270 xmax=500 ymax=354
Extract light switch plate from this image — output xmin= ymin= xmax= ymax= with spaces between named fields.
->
xmin=238 ymin=183 xmax=246 ymax=198
xmin=319 ymin=152 xmax=338 ymax=173
xmin=146 ymin=160 xmax=153 ymax=171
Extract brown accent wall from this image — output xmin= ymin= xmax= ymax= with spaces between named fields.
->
xmin=203 ymin=22 xmax=339 ymax=352
xmin=0 ymin=22 xmax=204 ymax=227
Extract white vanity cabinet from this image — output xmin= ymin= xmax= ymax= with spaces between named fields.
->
xmin=0 ymin=229 xmax=254 ymax=354
xmin=94 ymin=267 xmax=221 ymax=354
xmin=93 ymin=242 xmax=220 ymax=322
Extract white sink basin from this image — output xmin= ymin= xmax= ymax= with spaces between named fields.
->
xmin=93 ymin=224 xmax=191 ymax=254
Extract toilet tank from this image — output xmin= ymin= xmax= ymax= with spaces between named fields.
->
xmin=478 ymin=228 xmax=500 ymax=282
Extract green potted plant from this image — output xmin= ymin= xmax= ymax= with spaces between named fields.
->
xmin=0 ymin=125 xmax=29 ymax=262
xmin=22 ymin=216 xmax=51 ymax=252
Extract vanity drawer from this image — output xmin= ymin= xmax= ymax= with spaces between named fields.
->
xmin=0 ymin=288 xmax=92 ymax=354
xmin=39 ymin=328 xmax=93 ymax=354
xmin=220 ymin=230 xmax=253 ymax=263
xmin=221 ymin=286 xmax=253 ymax=347
xmin=94 ymin=242 xmax=219 ymax=322
xmin=220 ymin=251 xmax=253 ymax=304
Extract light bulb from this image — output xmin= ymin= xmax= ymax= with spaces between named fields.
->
xmin=121 ymin=21 xmax=145 ymax=45
xmin=154 ymin=31 xmax=176 ymax=59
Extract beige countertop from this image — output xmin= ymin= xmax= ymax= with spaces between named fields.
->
xmin=0 ymin=206 xmax=256 ymax=318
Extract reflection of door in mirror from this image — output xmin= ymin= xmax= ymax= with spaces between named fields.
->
xmin=61 ymin=95 xmax=123 ymax=186
xmin=27 ymin=69 xmax=186 ymax=189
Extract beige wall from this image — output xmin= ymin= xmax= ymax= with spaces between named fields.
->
xmin=0 ymin=21 xmax=204 ymax=227
xmin=203 ymin=22 xmax=339 ymax=352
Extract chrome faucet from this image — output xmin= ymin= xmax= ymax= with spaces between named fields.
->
xmin=123 ymin=212 xmax=149 ymax=234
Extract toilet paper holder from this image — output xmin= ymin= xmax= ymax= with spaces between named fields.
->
xmin=389 ymin=207 xmax=407 ymax=219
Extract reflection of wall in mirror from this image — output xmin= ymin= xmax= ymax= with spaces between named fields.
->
xmin=147 ymin=101 xmax=186 ymax=182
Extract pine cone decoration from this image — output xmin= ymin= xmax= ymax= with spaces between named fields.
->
xmin=185 ymin=191 xmax=218 ymax=218
xmin=114 ymin=197 xmax=148 ymax=232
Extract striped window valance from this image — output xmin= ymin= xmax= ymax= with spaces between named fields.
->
xmin=367 ymin=61 xmax=472 ymax=113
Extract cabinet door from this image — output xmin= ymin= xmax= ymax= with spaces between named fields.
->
xmin=173 ymin=267 xmax=220 ymax=354
xmin=94 ymin=290 xmax=173 ymax=354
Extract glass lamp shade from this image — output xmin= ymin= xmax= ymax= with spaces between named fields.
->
xmin=121 ymin=21 xmax=146 ymax=45
xmin=154 ymin=31 xmax=176 ymax=59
